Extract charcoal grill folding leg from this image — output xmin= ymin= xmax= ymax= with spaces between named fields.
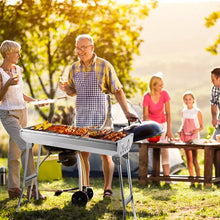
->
xmin=16 ymin=143 xmax=41 ymax=212
xmin=113 ymin=153 xmax=137 ymax=220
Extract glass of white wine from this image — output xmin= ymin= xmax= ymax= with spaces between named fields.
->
xmin=11 ymin=67 xmax=20 ymax=87
xmin=58 ymin=76 xmax=67 ymax=97
xmin=59 ymin=76 xmax=67 ymax=85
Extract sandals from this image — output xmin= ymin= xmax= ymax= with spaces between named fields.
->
xmin=103 ymin=189 xmax=113 ymax=198
xmin=27 ymin=185 xmax=47 ymax=200
xmin=8 ymin=188 xmax=26 ymax=199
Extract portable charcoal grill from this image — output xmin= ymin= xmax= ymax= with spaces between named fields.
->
xmin=16 ymin=125 xmax=137 ymax=219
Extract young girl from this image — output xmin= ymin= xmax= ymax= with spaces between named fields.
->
xmin=178 ymin=91 xmax=203 ymax=181
xmin=143 ymin=72 xmax=173 ymax=180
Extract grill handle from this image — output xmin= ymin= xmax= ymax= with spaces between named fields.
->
xmin=128 ymin=117 xmax=142 ymax=126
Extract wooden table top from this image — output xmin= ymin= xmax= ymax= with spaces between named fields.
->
xmin=133 ymin=141 xmax=220 ymax=149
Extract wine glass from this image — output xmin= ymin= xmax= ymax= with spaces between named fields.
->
xmin=11 ymin=67 xmax=20 ymax=86
xmin=59 ymin=76 xmax=67 ymax=85
xmin=58 ymin=76 xmax=67 ymax=97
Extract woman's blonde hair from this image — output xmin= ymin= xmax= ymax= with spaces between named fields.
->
xmin=0 ymin=40 xmax=21 ymax=58
xmin=149 ymin=72 xmax=163 ymax=96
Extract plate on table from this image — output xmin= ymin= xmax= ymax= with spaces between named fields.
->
xmin=29 ymin=99 xmax=56 ymax=105
xmin=169 ymin=141 xmax=185 ymax=145
xmin=191 ymin=138 xmax=218 ymax=145
xmin=29 ymin=97 xmax=66 ymax=105
xmin=169 ymin=138 xmax=185 ymax=145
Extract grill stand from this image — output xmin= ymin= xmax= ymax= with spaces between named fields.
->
xmin=113 ymin=153 xmax=137 ymax=220
xmin=16 ymin=144 xmax=137 ymax=219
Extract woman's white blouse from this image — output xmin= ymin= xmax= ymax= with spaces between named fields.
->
xmin=0 ymin=66 xmax=26 ymax=110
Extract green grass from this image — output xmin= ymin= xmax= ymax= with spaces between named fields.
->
xmin=1 ymin=157 xmax=220 ymax=220
xmin=1 ymin=177 xmax=220 ymax=220
xmin=0 ymin=150 xmax=219 ymax=220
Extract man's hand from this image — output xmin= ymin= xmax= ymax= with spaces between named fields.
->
xmin=125 ymin=112 xmax=138 ymax=122
xmin=212 ymin=118 xmax=218 ymax=128
xmin=58 ymin=81 xmax=68 ymax=92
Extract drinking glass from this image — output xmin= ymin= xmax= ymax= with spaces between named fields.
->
xmin=58 ymin=76 xmax=67 ymax=97
xmin=11 ymin=67 xmax=20 ymax=86
xmin=59 ymin=76 xmax=67 ymax=85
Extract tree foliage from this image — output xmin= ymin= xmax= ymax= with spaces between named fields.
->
xmin=205 ymin=9 xmax=220 ymax=55
xmin=0 ymin=0 xmax=157 ymax=121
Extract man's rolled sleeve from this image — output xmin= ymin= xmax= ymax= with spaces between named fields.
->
xmin=68 ymin=68 xmax=77 ymax=95
xmin=100 ymin=61 xmax=122 ymax=94
xmin=211 ymin=86 xmax=219 ymax=106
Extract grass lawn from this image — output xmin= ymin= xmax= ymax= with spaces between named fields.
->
xmin=1 ymin=152 xmax=220 ymax=220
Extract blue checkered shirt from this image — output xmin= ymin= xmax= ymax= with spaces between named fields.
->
xmin=211 ymin=86 xmax=220 ymax=119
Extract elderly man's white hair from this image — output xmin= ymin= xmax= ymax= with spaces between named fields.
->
xmin=75 ymin=34 xmax=94 ymax=45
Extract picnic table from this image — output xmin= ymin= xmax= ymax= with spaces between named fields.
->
xmin=135 ymin=142 xmax=220 ymax=187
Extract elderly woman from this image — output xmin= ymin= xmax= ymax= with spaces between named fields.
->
xmin=0 ymin=40 xmax=46 ymax=199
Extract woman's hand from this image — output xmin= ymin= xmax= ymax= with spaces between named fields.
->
xmin=192 ymin=129 xmax=199 ymax=134
xmin=166 ymin=130 xmax=173 ymax=140
xmin=7 ymin=76 xmax=19 ymax=86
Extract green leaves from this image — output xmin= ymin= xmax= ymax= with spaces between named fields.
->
xmin=0 ymin=0 xmax=157 ymax=121
xmin=205 ymin=11 xmax=220 ymax=28
xmin=205 ymin=10 xmax=220 ymax=55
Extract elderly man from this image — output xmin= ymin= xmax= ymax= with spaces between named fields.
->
xmin=59 ymin=34 xmax=137 ymax=198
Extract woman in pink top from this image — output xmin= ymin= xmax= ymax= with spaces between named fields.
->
xmin=143 ymin=72 xmax=173 ymax=181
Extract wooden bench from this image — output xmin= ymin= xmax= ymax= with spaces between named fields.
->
xmin=136 ymin=142 xmax=220 ymax=187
